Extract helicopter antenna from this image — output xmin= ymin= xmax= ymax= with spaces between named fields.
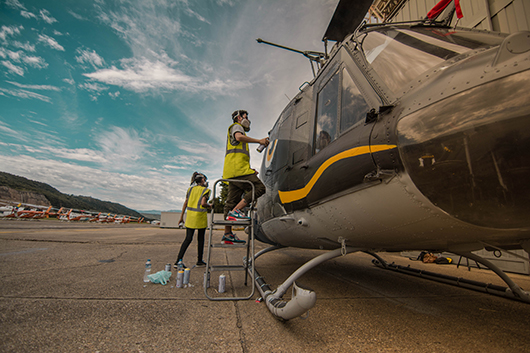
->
xmin=256 ymin=38 xmax=326 ymax=77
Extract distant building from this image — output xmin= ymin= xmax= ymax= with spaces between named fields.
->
xmin=369 ymin=0 xmax=529 ymax=34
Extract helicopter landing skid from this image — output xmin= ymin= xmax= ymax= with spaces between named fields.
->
xmin=370 ymin=251 xmax=530 ymax=303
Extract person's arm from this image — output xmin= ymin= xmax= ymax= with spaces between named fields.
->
xmin=234 ymin=132 xmax=269 ymax=146
xmin=178 ymin=198 xmax=188 ymax=224
xmin=200 ymin=196 xmax=212 ymax=209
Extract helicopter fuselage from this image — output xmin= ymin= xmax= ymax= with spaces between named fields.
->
xmin=255 ymin=25 xmax=530 ymax=253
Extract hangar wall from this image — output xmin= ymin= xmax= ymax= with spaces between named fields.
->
xmin=378 ymin=0 xmax=530 ymax=33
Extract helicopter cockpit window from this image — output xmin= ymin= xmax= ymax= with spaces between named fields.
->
xmin=315 ymin=70 xmax=339 ymax=154
xmin=361 ymin=28 xmax=504 ymax=95
xmin=363 ymin=30 xmax=446 ymax=94
xmin=341 ymin=68 xmax=369 ymax=132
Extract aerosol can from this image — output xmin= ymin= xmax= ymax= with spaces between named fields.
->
xmin=219 ymin=274 xmax=226 ymax=293
xmin=176 ymin=270 xmax=184 ymax=288
xmin=183 ymin=268 xmax=190 ymax=286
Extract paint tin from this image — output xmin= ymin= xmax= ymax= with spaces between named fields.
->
xmin=204 ymin=272 xmax=210 ymax=288
xmin=183 ymin=268 xmax=190 ymax=285
xmin=165 ymin=263 xmax=171 ymax=272
xmin=176 ymin=270 xmax=184 ymax=288
xmin=219 ymin=274 xmax=226 ymax=293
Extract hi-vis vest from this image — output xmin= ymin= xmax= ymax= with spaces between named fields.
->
xmin=185 ymin=185 xmax=211 ymax=229
xmin=223 ymin=122 xmax=255 ymax=179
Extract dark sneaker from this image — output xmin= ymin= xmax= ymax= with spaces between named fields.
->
xmin=196 ymin=260 xmax=206 ymax=267
xmin=174 ymin=260 xmax=186 ymax=269
xmin=221 ymin=233 xmax=246 ymax=244
xmin=226 ymin=209 xmax=250 ymax=221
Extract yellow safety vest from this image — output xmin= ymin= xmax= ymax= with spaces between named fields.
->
xmin=223 ymin=122 xmax=255 ymax=179
xmin=184 ymin=185 xmax=210 ymax=229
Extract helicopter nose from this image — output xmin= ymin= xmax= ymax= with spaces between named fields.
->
xmin=396 ymin=71 xmax=530 ymax=229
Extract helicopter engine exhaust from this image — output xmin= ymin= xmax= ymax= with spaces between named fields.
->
xmin=252 ymin=247 xmax=359 ymax=321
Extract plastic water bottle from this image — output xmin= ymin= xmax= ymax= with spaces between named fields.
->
xmin=143 ymin=259 xmax=152 ymax=282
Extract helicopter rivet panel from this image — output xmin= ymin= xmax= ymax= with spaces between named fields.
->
xmin=397 ymin=69 xmax=530 ymax=230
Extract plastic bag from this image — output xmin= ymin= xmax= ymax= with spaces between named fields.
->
xmin=147 ymin=270 xmax=172 ymax=285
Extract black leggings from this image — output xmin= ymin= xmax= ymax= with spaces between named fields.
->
xmin=177 ymin=227 xmax=205 ymax=262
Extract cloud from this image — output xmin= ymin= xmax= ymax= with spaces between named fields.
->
xmin=1 ymin=60 xmax=24 ymax=76
xmin=68 ymin=10 xmax=86 ymax=21
xmin=22 ymin=55 xmax=48 ymax=69
xmin=40 ymin=9 xmax=58 ymax=24
xmin=27 ymin=119 xmax=48 ymax=127
xmin=46 ymin=147 xmax=108 ymax=163
xmin=0 ymin=86 xmax=52 ymax=102
xmin=78 ymin=82 xmax=109 ymax=92
xmin=12 ymin=41 xmax=36 ymax=52
xmin=93 ymin=126 xmax=150 ymax=170
xmin=83 ymin=56 xmax=243 ymax=94
xmin=20 ymin=11 xmax=37 ymax=19
xmin=0 ymin=25 xmax=23 ymax=42
xmin=215 ymin=0 xmax=237 ymax=5
xmin=83 ymin=58 xmax=188 ymax=92
xmin=5 ymin=0 xmax=26 ymax=10
xmin=7 ymin=81 xmax=60 ymax=91
xmin=0 ymin=44 xmax=47 ymax=73
xmin=0 ymin=120 xmax=26 ymax=140
xmin=37 ymin=34 xmax=64 ymax=51
xmin=75 ymin=48 xmax=106 ymax=68
xmin=0 ymin=154 xmax=187 ymax=210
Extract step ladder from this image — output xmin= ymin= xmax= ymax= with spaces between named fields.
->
xmin=204 ymin=178 xmax=255 ymax=301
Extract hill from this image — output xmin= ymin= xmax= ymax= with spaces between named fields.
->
xmin=0 ymin=171 xmax=144 ymax=218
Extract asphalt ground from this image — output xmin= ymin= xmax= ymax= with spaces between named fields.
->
xmin=1 ymin=220 xmax=530 ymax=352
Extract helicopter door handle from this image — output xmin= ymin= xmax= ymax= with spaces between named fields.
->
xmin=265 ymin=169 xmax=272 ymax=176
xmin=300 ymin=164 xmax=309 ymax=169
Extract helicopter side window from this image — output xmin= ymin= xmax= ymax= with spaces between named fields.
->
xmin=340 ymin=67 xmax=370 ymax=132
xmin=314 ymin=71 xmax=339 ymax=154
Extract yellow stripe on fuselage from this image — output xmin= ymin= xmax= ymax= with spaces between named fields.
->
xmin=278 ymin=144 xmax=397 ymax=204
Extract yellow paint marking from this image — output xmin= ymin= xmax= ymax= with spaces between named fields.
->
xmin=278 ymin=144 xmax=397 ymax=204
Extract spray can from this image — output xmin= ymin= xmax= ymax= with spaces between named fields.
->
xmin=183 ymin=268 xmax=190 ymax=285
xmin=219 ymin=274 xmax=226 ymax=293
xmin=165 ymin=263 xmax=171 ymax=272
xmin=257 ymin=144 xmax=266 ymax=153
xmin=176 ymin=270 xmax=184 ymax=288
xmin=204 ymin=272 xmax=210 ymax=288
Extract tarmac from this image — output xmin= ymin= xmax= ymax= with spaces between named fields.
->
xmin=1 ymin=220 xmax=530 ymax=352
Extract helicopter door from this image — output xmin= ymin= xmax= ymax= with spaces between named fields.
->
xmin=301 ymin=57 xmax=380 ymax=206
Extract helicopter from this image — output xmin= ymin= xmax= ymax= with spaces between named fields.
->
xmin=245 ymin=0 xmax=530 ymax=320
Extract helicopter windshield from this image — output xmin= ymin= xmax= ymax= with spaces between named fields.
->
xmin=361 ymin=27 xmax=505 ymax=95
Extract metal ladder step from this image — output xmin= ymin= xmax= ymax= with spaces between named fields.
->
xmin=211 ymin=265 xmax=246 ymax=272
xmin=212 ymin=243 xmax=247 ymax=249
xmin=212 ymin=220 xmax=251 ymax=226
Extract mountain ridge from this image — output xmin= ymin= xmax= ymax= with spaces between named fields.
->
xmin=0 ymin=171 xmax=144 ymax=218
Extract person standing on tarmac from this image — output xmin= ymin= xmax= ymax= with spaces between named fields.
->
xmin=222 ymin=109 xmax=269 ymax=244
xmin=175 ymin=172 xmax=212 ymax=268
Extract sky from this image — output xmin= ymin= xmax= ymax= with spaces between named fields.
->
xmin=0 ymin=0 xmax=339 ymax=212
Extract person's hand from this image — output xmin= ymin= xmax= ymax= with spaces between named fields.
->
xmin=259 ymin=137 xmax=270 ymax=146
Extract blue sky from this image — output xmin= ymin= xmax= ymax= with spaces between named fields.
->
xmin=0 ymin=0 xmax=338 ymax=211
